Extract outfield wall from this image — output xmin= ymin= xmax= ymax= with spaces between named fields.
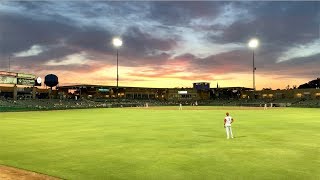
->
xmin=242 ymin=88 xmax=320 ymax=100
xmin=1 ymin=85 xmax=319 ymax=108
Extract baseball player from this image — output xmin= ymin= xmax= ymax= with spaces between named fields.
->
xmin=224 ymin=112 xmax=234 ymax=139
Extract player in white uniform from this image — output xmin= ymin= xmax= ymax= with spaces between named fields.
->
xmin=179 ymin=103 xmax=182 ymax=110
xmin=224 ymin=112 xmax=234 ymax=139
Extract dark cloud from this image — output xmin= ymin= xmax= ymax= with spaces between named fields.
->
xmin=75 ymin=1 xmax=148 ymax=18
xmin=66 ymin=27 xmax=113 ymax=53
xmin=0 ymin=12 xmax=75 ymax=55
xmin=206 ymin=1 xmax=320 ymax=75
xmin=0 ymin=10 xmax=173 ymax=70
xmin=174 ymin=49 xmax=319 ymax=80
xmin=173 ymin=50 xmax=252 ymax=74
xmin=14 ymin=45 xmax=79 ymax=64
xmin=264 ymin=53 xmax=320 ymax=78
xmin=0 ymin=11 xmax=111 ymax=72
xmin=4 ymin=1 xmax=54 ymax=12
xmin=123 ymin=27 xmax=176 ymax=54
xmin=147 ymin=1 xmax=225 ymax=26
xmin=116 ymin=26 xmax=177 ymax=66
xmin=0 ymin=1 xmax=319 ymax=87
xmin=0 ymin=11 xmax=79 ymax=69
xmin=216 ymin=2 xmax=319 ymax=45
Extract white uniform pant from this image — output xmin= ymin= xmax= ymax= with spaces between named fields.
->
xmin=225 ymin=126 xmax=233 ymax=139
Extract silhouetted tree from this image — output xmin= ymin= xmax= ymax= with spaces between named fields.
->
xmin=309 ymin=78 xmax=320 ymax=88
xmin=298 ymin=83 xmax=311 ymax=89
xmin=286 ymin=85 xmax=290 ymax=90
xmin=298 ymin=78 xmax=320 ymax=89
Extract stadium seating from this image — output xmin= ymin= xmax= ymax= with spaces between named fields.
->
xmin=0 ymin=97 xmax=319 ymax=112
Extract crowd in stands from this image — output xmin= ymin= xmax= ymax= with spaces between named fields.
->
xmin=102 ymin=99 xmax=191 ymax=107
xmin=174 ymin=98 xmax=319 ymax=107
xmin=0 ymin=97 xmax=319 ymax=112
xmin=291 ymin=99 xmax=320 ymax=107
xmin=0 ymin=98 xmax=105 ymax=111
xmin=74 ymin=97 xmax=314 ymax=108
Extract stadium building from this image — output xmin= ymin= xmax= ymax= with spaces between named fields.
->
xmin=1 ymin=71 xmax=320 ymax=107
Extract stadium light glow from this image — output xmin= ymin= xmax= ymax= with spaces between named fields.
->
xmin=248 ymin=38 xmax=259 ymax=48
xmin=248 ymin=38 xmax=259 ymax=91
xmin=113 ymin=38 xmax=123 ymax=47
xmin=112 ymin=37 xmax=123 ymax=99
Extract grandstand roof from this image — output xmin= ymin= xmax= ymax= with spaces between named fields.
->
xmin=58 ymin=84 xmax=168 ymax=89
xmin=211 ymin=87 xmax=254 ymax=90
xmin=59 ymin=84 xmax=253 ymax=91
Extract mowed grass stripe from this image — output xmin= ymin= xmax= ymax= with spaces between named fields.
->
xmin=0 ymin=107 xmax=319 ymax=179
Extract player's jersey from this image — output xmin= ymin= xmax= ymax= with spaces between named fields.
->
xmin=225 ymin=116 xmax=233 ymax=126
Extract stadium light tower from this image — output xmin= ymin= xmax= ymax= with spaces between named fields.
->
xmin=112 ymin=37 xmax=123 ymax=98
xmin=248 ymin=38 xmax=259 ymax=91
xmin=8 ymin=55 xmax=11 ymax=72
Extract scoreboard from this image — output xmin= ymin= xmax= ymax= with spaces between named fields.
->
xmin=0 ymin=75 xmax=17 ymax=84
xmin=193 ymin=82 xmax=210 ymax=90
xmin=0 ymin=71 xmax=40 ymax=86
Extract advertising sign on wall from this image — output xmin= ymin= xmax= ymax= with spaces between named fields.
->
xmin=98 ymin=88 xmax=110 ymax=92
xmin=0 ymin=75 xmax=17 ymax=84
xmin=17 ymin=78 xmax=35 ymax=86
xmin=17 ymin=73 xmax=36 ymax=79
xmin=178 ymin=91 xmax=188 ymax=94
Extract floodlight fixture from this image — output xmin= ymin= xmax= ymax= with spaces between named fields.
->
xmin=113 ymin=37 xmax=123 ymax=47
xmin=248 ymin=38 xmax=259 ymax=49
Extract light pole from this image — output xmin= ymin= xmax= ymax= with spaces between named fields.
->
xmin=8 ymin=55 xmax=11 ymax=72
xmin=112 ymin=37 xmax=123 ymax=98
xmin=248 ymin=38 xmax=259 ymax=91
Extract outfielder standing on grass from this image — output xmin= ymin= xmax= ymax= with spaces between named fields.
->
xmin=224 ymin=112 xmax=234 ymax=139
xmin=179 ymin=103 xmax=182 ymax=110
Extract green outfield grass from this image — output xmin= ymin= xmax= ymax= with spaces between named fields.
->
xmin=0 ymin=107 xmax=319 ymax=180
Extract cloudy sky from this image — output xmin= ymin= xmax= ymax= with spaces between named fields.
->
xmin=0 ymin=1 xmax=319 ymax=89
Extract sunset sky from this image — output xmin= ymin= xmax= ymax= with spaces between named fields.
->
xmin=0 ymin=1 xmax=319 ymax=89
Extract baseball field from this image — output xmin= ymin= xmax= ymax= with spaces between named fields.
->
xmin=0 ymin=106 xmax=319 ymax=179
